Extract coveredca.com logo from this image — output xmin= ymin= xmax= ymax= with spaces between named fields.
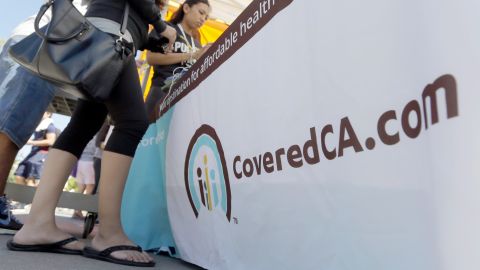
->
xmin=184 ymin=124 xmax=232 ymax=221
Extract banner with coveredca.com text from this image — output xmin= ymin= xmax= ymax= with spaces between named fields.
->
xmin=122 ymin=0 xmax=480 ymax=269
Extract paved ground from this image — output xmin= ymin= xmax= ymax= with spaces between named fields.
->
xmin=0 ymin=209 xmax=204 ymax=270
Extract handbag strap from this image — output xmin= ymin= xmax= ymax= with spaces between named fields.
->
xmin=34 ymin=0 xmax=130 ymax=43
xmin=119 ymin=2 xmax=130 ymax=38
xmin=34 ymin=0 xmax=89 ymax=42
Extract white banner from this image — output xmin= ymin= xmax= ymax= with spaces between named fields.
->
xmin=123 ymin=0 xmax=480 ymax=269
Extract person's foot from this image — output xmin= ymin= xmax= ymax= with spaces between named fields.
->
xmin=89 ymin=233 xmax=154 ymax=264
xmin=12 ymin=222 xmax=84 ymax=252
xmin=0 ymin=195 xmax=23 ymax=230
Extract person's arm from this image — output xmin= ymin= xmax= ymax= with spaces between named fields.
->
xmin=95 ymin=123 xmax=110 ymax=148
xmin=146 ymin=51 xmax=192 ymax=66
xmin=146 ymin=44 xmax=212 ymax=65
xmin=127 ymin=0 xmax=165 ymax=33
xmin=127 ymin=0 xmax=176 ymax=50
xmin=27 ymin=132 xmax=56 ymax=147
xmin=28 ymin=123 xmax=57 ymax=147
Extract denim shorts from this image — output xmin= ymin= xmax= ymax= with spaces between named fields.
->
xmin=0 ymin=36 xmax=56 ymax=148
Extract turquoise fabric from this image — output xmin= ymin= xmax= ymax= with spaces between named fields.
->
xmin=121 ymin=109 xmax=177 ymax=255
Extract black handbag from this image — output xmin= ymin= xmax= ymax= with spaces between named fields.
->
xmin=8 ymin=0 xmax=133 ymax=102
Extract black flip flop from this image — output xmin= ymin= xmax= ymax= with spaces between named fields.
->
xmin=82 ymin=245 xmax=155 ymax=267
xmin=6 ymin=237 xmax=82 ymax=255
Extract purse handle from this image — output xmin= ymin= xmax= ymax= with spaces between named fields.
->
xmin=34 ymin=0 xmax=130 ymax=43
xmin=34 ymin=0 xmax=87 ymax=42
xmin=119 ymin=2 xmax=130 ymax=39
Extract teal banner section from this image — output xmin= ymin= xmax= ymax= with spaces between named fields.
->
xmin=121 ymin=109 xmax=176 ymax=254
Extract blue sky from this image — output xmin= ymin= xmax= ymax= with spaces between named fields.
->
xmin=0 ymin=0 xmax=42 ymax=40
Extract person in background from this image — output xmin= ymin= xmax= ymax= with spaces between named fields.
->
xmin=8 ymin=0 xmax=177 ymax=267
xmin=14 ymin=111 xmax=56 ymax=187
xmin=145 ymin=0 xmax=212 ymax=117
xmin=0 ymin=0 xmax=89 ymax=231
xmin=92 ymin=120 xmax=112 ymax=195
xmin=72 ymin=137 xmax=96 ymax=219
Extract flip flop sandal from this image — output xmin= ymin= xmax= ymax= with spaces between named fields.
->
xmin=6 ymin=237 xmax=82 ymax=255
xmin=82 ymin=245 xmax=155 ymax=267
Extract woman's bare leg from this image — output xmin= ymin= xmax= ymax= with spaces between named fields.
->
xmin=12 ymin=149 xmax=83 ymax=250
xmin=90 ymin=151 xmax=152 ymax=263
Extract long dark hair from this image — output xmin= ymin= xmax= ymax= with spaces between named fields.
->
xmin=170 ymin=0 xmax=210 ymax=39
